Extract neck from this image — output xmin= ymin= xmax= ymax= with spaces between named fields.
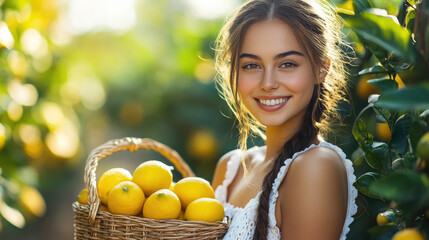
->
xmin=265 ymin=123 xmax=300 ymax=162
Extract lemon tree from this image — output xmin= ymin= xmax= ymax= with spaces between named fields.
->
xmin=340 ymin=0 xmax=429 ymax=238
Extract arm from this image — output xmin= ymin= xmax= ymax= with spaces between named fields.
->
xmin=279 ymin=148 xmax=348 ymax=240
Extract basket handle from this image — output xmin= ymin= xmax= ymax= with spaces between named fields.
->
xmin=84 ymin=137 xmax=195 ymax=225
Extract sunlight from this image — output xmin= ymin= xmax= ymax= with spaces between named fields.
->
xmin=66 ymin=0 xmax=137 ymax=34
xmin=184 ymin=0 xmax=240 ymax=19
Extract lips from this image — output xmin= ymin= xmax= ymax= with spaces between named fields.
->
xmin=255 ymin=96 xmax=290 ymax=112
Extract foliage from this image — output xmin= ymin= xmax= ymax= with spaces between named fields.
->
xmin=339 ymin=0 xmax=429 ymax=238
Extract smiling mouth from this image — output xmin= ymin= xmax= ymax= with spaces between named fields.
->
xmin=256 ymin=97 xmax=289 ymax=106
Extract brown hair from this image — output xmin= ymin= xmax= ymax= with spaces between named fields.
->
xmin=215 ymin=0 xmax=350 ymax=239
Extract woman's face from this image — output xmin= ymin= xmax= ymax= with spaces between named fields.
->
xmin=237 ymin=18 xmax=319 ymax=128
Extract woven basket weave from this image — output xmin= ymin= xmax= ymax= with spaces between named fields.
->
xmin=73 ymin=137 xmax=229 ymax=240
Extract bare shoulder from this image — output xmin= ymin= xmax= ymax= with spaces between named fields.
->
xmin=291 ymin=146 xmax=346 ymax=176
xmin=211 ymin=149 xmax=240 ymax=190
xmin=277 ymin=146 xmax=348 ymax=240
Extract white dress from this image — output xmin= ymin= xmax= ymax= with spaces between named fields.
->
xmin=215 ymin=142 xmax=358 ymax=240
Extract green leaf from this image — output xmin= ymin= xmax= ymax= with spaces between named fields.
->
xmin=409 ymin=118 xmax=427 ymax=152
xmin=353 ymin=116 xmax=374 ymax=151
xmin=373 ymin=105 xmax=391 ymax=124
xmin=369 ymin=170 xmax=429 ymax=203
xmin=354 ymin=172 xmax=383 ymax=199
xmin=358 ymin=65 xmax=387 ymax=75
xmin=392 ymin=158 xmax=406 ymax=170
xmin=352 ymin=0 xmax=373 ymax=14
xmin=375 ymin=85 xmax=429 ymax=110
xmin=342 ymin=12 xmax=416 ymax=61
xmin=405 ymin=9 xmax=416 ymax=32
xmin=368 ymin=78 xmax=398 ymax=92
xmin=391 ymin=113 xmax=412 ymax=154
xmin=366 ymin=142 xmax=390 ymax=171
xmin=351 ymin=147 xmax=365 ymax=166
xmin=397 ymin=0 xmax=409 ymax=25
xmin=403 ymin=151 xmax=417 ymax=170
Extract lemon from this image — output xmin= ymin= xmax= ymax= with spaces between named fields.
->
xmin=77 ymin=188 xmax=88 ymax=205
xmin=356 ymin=75 xmax=380 ymax=100
xmin=97 ymin=168 xmax=132 ymax=205
xmin=19 ymin=185 xmax=46 ymax=217
xmin=376 ymin=123 xmax=391 ymax=142
xmin=417 ymin=132 xmax=429 ymax=160
xmin=107 ymin=181 xmax=145 ymax=216
xmin=184 ymin=198 xmax=224 ymax=223
xmin=142 ymin=189 xmax=181 ymax=220
xmin=132 ymin=160 xmax=173 ymax=196
xmin=187 ymin=130 xmax=219 ymax=161
xmin=392 ymin=228 xmax=425 ymax=240
xmin=173 ymin=177 xmax=215 ymax=209
xmin=376 ymin=212 xmax=390 ymax=225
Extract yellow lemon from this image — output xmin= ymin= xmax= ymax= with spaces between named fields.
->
xmin=77 ymin=188 xmax=88 ymax=205
xmin=356 ymin=75 xmax=380 ymax=100
xmin=142 ymin=189 xmax=181 ymax=220
xmin=376 ymin=123 xmax=391 ymax=142
xmin=417 ymin=132 xmax=429 ymax=160
xmin=97 ymin=168 xmax=132 ymax=205
xmin=376 ymin=212 xmax=390 ymax=225
xmin=392 ymin=228 xmax=425 ymax=240
xmin=184 ymin=198 xmax=224 ymax=223
xmin=395 ymin=75 xmax=405 ymax=88
xmin=132 ymin=160 xmax=173 ymax=196
xmin=19 ymin=185 xmax=46 ymax=217
xmin=173 ymin=177 xmax=215 ymax=209
xmin=107 ymin=181 xmax=145 ymax=216
xmin=187 ymin=130 xmax=219 ymax=161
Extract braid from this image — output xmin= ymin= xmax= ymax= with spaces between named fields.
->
xmin=253 ymin=86 xmax=322 ymax=240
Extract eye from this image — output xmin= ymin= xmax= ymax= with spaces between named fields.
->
xmin=242 ymin=63 xmax=260 ymax=69
xmin=280 ymin=62 xmax=297 ymax=69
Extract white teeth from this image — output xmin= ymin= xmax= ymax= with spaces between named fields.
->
xmin=259 ymin=98 xmax=287 ymax=106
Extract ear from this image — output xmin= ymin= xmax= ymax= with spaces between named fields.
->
xmin=317 ymin=59 xmax=331 ymax=84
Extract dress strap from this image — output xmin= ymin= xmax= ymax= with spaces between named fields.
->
xmin=267 ymin=142 xmax=358 ymax=234
xmin=214 ymin=149 xmax=241 ymax=203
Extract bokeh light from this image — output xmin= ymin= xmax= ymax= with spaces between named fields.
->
xmin=7 ymin=79 xmax=38 ymax=106
xmin=0 ymin=21 xmax=15 ymax=49
xmin=20 ymin=28 xmax=49 ymax=59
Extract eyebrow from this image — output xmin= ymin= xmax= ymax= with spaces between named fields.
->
xmin=239 ymin=50 xmax=304 ymax=60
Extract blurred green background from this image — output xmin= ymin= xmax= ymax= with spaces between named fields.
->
xmin=0 ymin=0 xmax=416 ymax=239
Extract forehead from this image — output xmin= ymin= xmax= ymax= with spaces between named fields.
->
xmin=240 ymin=18 xmax=304 ymax=55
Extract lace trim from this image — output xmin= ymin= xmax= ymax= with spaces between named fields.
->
xmin=214 ymin=149 xmax=241 ymax=212
xmin=269 ymin=142 xmax=358 ymax=239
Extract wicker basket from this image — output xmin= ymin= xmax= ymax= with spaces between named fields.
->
xmin=73 ymin=137 xmax=229 ymax=240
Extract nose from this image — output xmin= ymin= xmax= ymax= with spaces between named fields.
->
xmin=259 ymin=69 xmax=279 ymax=92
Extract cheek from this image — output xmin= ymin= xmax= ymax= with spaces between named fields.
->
xmin=237 ymin=73 xmax=258 ymax=98
xmin=283 ymin=70 xmax=316 ymax=94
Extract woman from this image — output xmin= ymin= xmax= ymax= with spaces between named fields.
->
xmin=212 ymin=0 xmax=358 ymax=239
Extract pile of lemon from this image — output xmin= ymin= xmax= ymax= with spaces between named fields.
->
xmin=77 ymin=160 xmax=224 ymax=223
